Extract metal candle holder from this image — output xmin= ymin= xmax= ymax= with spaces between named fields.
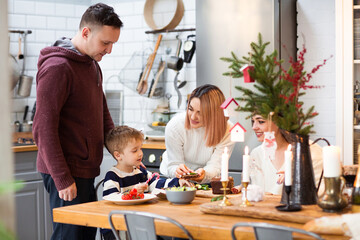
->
xmin=240 ymin=182 xmax=253 ymax=207
xmin=219 ymin=181 xmax=232 ymax=206
xmin=317 ymin=176 xmax=348 ymax=212
xmin=276 ymin=185 xmax=301 ymax=211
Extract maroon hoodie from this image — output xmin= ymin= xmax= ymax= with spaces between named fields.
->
xmin=33 ymin=40 xmax=114 ymax=191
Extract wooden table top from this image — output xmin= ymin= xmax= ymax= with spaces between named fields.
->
xmin=53 ymin=196 xmax=348 ymax=240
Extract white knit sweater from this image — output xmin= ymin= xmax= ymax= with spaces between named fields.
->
xmin=250 ymin=141 xmax=324 ymax=195
xmin=160 ymin=112 xmax=235 ymax=183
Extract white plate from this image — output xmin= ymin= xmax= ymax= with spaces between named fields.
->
xmin=103 ymin=193 xmax=157 ymax=205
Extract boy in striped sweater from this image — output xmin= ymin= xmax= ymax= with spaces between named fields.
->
xmin=102 ymin=125 xmax=191 ymax=240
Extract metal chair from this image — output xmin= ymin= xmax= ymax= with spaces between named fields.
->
xmin=231 ymin=222 xmax=323 ymax=240
xmin=108 ymin=210 xmax=194 ymax=240
xmin=95 ymin=178 xmax=105 ymax=201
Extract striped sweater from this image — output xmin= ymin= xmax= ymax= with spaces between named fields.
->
xmin=102 ymin=166 xmax=180 ymax=198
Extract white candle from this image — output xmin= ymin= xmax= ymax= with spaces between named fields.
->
xmin=221 ymin=147 xmax=229 ymax=181
xmin=323 ymin=146 xmax=341 ymax=177
xmin=242 ymin=146 xmax=250 ymax=182
xmin=284 ymin=144 xmax=292 ymax=186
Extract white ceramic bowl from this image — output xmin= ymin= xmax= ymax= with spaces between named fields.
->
xmin=165 ymin=188 xmax=196 ymax=204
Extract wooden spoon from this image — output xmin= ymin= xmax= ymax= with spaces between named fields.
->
xmin=137 ymin=34 xmax=163 ymax=95
xmin=17 ymin=36 xmax=24 ymax=60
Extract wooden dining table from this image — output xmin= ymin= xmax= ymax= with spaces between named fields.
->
xmin=53 ymin=194 xmax=349 ymax=240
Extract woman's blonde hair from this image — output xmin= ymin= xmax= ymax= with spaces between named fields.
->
xmin=185 ymin=84 xmax=228 ymax=147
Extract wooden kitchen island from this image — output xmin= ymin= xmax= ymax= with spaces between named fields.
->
xmin=53 ymin=195 xmax=349 ymax=240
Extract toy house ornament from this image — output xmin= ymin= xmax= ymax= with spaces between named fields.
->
xmin=229 ymin=122 xmax=247 ymax=142
xmin=240 ymin=64 xmax=255 ymax=83
xmin=221 ymin=97 xmax=239 ymax=117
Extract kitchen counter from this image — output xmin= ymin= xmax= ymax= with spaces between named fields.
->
xmin=12 ymin=132 xmax=165 ymax=152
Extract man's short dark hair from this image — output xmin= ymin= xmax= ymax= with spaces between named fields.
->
xmin=80 ymin=3 xmax=123 ymax=29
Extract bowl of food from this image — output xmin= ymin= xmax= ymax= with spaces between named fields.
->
xmin=165 ymin=186 xmax=196 ymax=204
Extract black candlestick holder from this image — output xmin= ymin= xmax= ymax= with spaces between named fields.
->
xmin=276 ymin=186 xmax=302 ymax=211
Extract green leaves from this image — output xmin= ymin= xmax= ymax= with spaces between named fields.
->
xmin=0 ymin=180 xmax=24 ymax=240
xmin=220 ymin=33 xmax=320 ymax=135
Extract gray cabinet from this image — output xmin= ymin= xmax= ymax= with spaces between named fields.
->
xmin=14 ymin=151 xmax=52 ymax=240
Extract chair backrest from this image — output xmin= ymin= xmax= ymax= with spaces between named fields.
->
xmin=108 ymin=210 xmax=194 ymax=240
xmin=95 ymin=178 xmax=105 ymax=201
xmin=231 ymin=222 xmax=323 ymax=240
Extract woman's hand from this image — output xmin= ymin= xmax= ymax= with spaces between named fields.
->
xmin=276 ymin=171 xmax=285 ymax=184
xmin=175 ymin=164 xmax=192 ymax=178
xmin=190 ymin=168 xmax=205 ymax=182
xmin=179 ymin=179 xmax=194 ymax=187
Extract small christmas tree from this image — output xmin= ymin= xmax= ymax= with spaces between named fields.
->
xmin=221 ymin=33 xmax=329 ymax=135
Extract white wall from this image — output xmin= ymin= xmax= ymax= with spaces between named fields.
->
xmin=8 ymin=0 xmax=196 ymax=129
xmin=7 ymin=0 xmax=336 ymax=148
xmin=297 ymin=0 xmax=336 ymax=145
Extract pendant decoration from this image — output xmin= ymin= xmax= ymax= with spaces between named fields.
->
xmin=240 ymin=64 xmax=255 ymax=83
xmin=221 ymin=97 xmax=239 ymax=117
xmin=229 ymin=122 xmax=246 ymax=142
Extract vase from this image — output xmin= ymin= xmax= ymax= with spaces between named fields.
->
xmin=279 ymin=129 xmax=318 ymax=205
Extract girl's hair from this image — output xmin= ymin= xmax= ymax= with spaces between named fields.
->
xmin=105 ymin=125 xmax=144 ymax=158
xmin=185 ymin=84 xmax=228 ymax=147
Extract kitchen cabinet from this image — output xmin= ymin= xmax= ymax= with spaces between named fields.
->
xmin=14 ymin=150 xmax=52 ymax=240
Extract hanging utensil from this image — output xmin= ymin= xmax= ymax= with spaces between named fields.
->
xmin=167 ymin=38 xmax=183 ymax=71
xmin=183 ymin=34 xmax=196 ymax=63
xmin=17 ymin=35 xmax=24 ymax=60
xmin=30 ymin=101 xmax=36 ymax=121
xmin=18 ymin=32 xmax=33 ymax=97
xmin=149 ymin=60 xmax=166 ymax=98
xmin=137 ymin=34 xmax=163 ymax=95
xmin=23 ymin=105 xmax=29 ymax=123
xmin=173 ymin=71 xmax=182 ymax=108
xmin=177 ymin=80 xmax=187 ymax=89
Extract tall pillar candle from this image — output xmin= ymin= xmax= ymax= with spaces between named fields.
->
xmin=221 ymin=147 xmax=229 ymax=181
xmin=242 ymin=146 xmax=250 ymax=182
xmin=284 ymin=144 xmax=292 ymax=186
xmin=322 ymin=146 xmax=341 ymax=178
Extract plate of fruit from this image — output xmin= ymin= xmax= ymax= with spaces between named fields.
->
xmin=103 ymin=188 xmax=157 ymax=205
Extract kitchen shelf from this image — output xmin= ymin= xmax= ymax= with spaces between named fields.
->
xmin=145 ymin=28 xmax=195 ymax=34
xmin=355 ymin=5 xmax=360 ymax=9
xmin=354 ymin=60 xmax=360 ymax=64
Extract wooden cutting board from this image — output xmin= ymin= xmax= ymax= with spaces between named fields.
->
xmin=200 ymin=195 xmax=353 ymax=224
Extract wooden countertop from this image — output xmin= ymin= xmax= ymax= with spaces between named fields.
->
xmin=142 ymin=140 xmax=165 ymax=149
xmin=53 ymin=195 xmax=349 ymax=240
xmin=12 ymin=132 xmax=165 ymax=152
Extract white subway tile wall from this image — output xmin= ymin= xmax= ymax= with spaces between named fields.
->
xmin=8 ymin=0 xmax=335 ymax=145
xmin=8 ymin=0 xmax=196 ymax=129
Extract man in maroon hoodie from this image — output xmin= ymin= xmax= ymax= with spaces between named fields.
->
xmin=33 ymin=3 xmax=123 ymax=240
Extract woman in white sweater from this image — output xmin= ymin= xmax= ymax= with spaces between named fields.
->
xmin=160 ymin=84 xmax=235 ymax=183
xmin=250 ymin=114 xmax=323 ymax=195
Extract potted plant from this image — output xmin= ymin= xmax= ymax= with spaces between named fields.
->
xmin=221 ymin=33 xmax=331 ymax=205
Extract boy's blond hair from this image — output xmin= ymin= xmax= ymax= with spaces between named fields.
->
xmin=105 ymin=126 xmax=144 ymax=158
